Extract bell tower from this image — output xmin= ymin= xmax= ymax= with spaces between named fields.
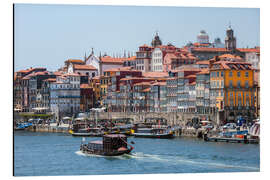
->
xmin=225 ymin=24 xmax=236 ymax=51
xmin=151 ymin=31 xmax=162 ymax=47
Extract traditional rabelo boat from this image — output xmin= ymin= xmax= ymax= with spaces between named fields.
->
xmin=80 ymin=134 xmax=134 ymax=156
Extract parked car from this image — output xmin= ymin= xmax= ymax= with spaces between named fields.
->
xmin=223 ymin=123 xmax=237 ymax=129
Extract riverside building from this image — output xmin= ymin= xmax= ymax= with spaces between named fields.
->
xmin=50 ymin=73 xmax=81 ymax=120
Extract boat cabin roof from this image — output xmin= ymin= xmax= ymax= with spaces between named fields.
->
xmin=89 ymin=140 xmax=103 ymax=144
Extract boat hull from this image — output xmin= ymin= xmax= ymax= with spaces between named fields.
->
xmin=80 ymin=145 xmax=133 ymax=156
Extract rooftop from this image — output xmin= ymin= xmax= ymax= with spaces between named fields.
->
xmin=65 ymin=59 xmax=84 ymax=64
xmin=73 ymin=64 xmax=97 ymax=71
xmin=142 ymin=71 xmax=169 ymax=78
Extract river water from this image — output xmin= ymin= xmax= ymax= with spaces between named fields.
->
xmin=14 ymin=131 xmax=260 ymax=176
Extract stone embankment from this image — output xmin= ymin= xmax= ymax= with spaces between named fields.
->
xmin=27 ymin=124 xmax=70 ymax=133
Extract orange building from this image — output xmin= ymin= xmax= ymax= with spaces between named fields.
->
xmin=210 ymin=58 xmax=255 ymax=123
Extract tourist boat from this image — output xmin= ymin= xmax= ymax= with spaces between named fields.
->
xmin=80 ymin=134 xmax=134 ymax=156
xmin=69 ymin=127 xmax=103 ymax=137
xmin=131 ymin=128 xmax=174 ymax=139
xmin=69 ymin=116 xmax=104 ymax=136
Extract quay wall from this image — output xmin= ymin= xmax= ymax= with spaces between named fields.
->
xmin=93 ymin=112 xmax=220 ymax=126
xmin=27 ymin=125 xmax=70 ymax=133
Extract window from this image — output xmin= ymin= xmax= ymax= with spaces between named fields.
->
xmin=245 ymin=72 xmax=249 ymax=78
xmin=237 ymin=72 xmax=241 ymax=77
xmin=221 ymin=80 xmax=224 ymax=88
xmin=229 ymin=71 xmax=233 ymax=77
xmin=238 ymin=93 xmax=242 ymax=106
xmin=245 ymin=81 xmax=249 ymax=88
xmin=237 ymin=81 xmax=241 ymax=88
xmin=230 ymin=92 xmax=234 ymax=106
xmin=246 ymin=93 xmax=250 ymax=106
xmin=217 ymin=72 xmax=219 ymax=77
xmin=229 ymin=80 xmax=233 ymax=88
xmin=221 ymin=71 xmax=224 ymax=77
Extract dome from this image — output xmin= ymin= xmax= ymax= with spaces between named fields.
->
xmin=199 ymin=30 xmax=207 ymax=35
xmin=197 ymin=30 xmax=209 ymax=44
xmin=151 ymin=32 xmax=162 ymax=47
xmin=214 ymin=37 xmax=221 ymax=43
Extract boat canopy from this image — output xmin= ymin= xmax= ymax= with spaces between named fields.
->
xmin=89 ymin=140 xmax=103 ymax=144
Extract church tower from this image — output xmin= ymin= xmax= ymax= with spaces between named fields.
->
xmin=225 ymin=24 xmax=236 ymax=51
xmin=151 ymin=32 xmax=162 ymax=47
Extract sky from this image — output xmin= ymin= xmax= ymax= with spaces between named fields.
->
xmin=14 ymin=4 xmax=260 ymax=71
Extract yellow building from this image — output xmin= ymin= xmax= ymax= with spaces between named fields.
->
xmin=210 ymin=59 xmax=255 ymax=122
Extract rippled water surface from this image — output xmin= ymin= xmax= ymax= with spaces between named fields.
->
xmin=14 ymin=131 xmax=260 ymax=176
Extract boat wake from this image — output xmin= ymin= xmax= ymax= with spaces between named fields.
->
xmin=75 ymin=151 xmax=259 ymax=171
xmin=75 ymin=150 xmax=103 ymax=158
xmin=129 ymin=152 xmax=259 ymax=171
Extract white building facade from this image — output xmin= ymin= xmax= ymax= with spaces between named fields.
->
xmin=50 ymin=73 xmax=81 ymax=120
xmin=151 ymin=48 xmax=163 ymax=72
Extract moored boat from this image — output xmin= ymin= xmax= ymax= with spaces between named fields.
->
xmin=80 ymin=134 xmax=134 ymax=156
xmin=69 ymin=127 xmax=103 ymax=137
xmin=132 ymin=128 xmax=174 ymax=139
xmin=14 ymin=122 xmax=33 ymax=131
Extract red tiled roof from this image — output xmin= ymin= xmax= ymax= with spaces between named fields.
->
xmin=218 ymin=53 xmax=243 ymax=60
xmin=142 ymin=88 xmax=151 ymax=92
xmin=196 ymin=60 xmax=210 ymax=65
xmin=74 ymin=64 xmax=97 ymax=71
xmin=166 ymin=77 xmax=178 ymax=80
xmin=134 ymin=81 xmax=152 ymax=86
xmin=65 ymin=59 xmax=84 ymax=64
xmin=142 ymin=72 xmax=169 ymax=78
xmin=80 ymin=84 xmax=91 ymax=89
xmin=151 ymin=81 xmax=166 ymax=86
xmin=17 ymin=67 xmax=46 ymax=73
xmin=237 ymin=48 xmax=260 ymax=53
xmin=104 ymin=66 xmax=139 ymax=72
xmin=62 ymin=73 xmax=80 ymax=77
xmin=139 ymin=44 xmax=151 ymax=48
xmin=197 ymin=69 xmax=209 ymax=75
xmin=54 ymin=71 xmax=63 ymax=76
xmin=192 ymin=47 xmax=229 ymax=52
xmin=124 ymin=56 xmax=136 ymax=61
xmin=186 ymin=74 xmax=196 ymax=78
xmin=177 ymin=67 xmax=201 ymax=72
xmin=100 ymin=56 xmax=125 ymax=64
xmin=44 ymin=78 xmax=56 ymax=82
xmin=189 ymin=81 xmax=196 ymax=85
xmin=212 ymin=61 xmax=253 ymax=70
xmin=192 ymin=42 xmax=211 ymax=47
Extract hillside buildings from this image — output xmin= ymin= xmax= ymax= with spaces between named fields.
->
xmin=14 ymin=25 xmax=260 ymax=125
